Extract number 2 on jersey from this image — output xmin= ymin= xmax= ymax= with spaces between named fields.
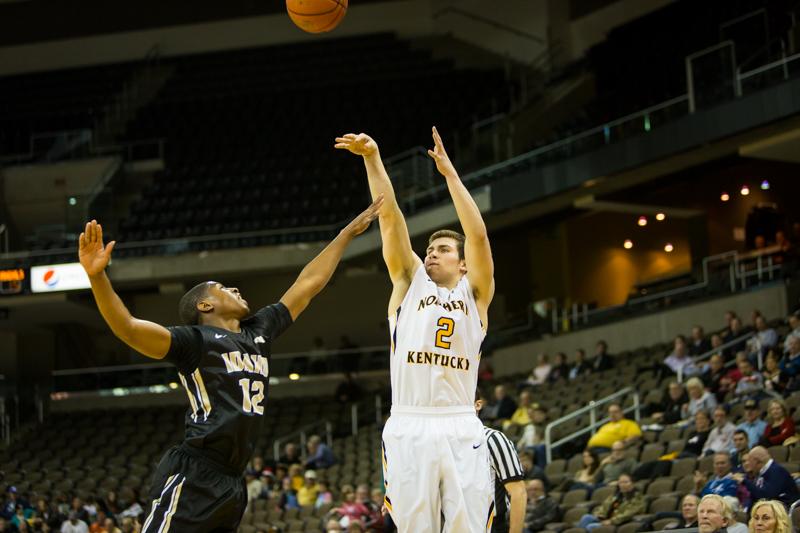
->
xmin=238 ymin=378 xmax=265 ymax=415
xmin=435 ymin=317 xmax=455 ymax=349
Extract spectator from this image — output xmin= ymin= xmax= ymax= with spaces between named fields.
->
xmin=760 ymin=399 xmax=795 ymax=447
xmin=725 ymin=317 xmax=749 ymax=357
xmin=587 ymin=403 xmax=642 ymax=451
xmin=333 ymin=485 xmax=370 ymax=526
xmin=278 ymin=476 xmax=299 ymax=511
xmin=547 ymin=353 xmax=570 ymax=383
xmin=569 ymin=349 xmax=591 ymax=380
xmin=524 ymin=354 xmax=551 ymax=387
xmin=724 ymin=496 xmax=748 ymax=533
xmin=288 ymin=464 xmax=304 ymax=491
xmin=698 ymin=494 xmax=732 ymax=533
xmin=315 ymin=481 xmax=333 ymax=510
xmin=682 ymin=377 xmax=718 ymax=421
xmin=306 ymin=435 xmax=336 ymax=470
xmin=748 ymin=316 xmax=778 ymax=357
xmin=102 ymin=518 xmax=121 ymax=533
xmin=733 ymin=358 xmax=764 ymax=399
xmin=634 ymin=411 xmax=711 ymax=480
xmin=592 ymin=341 xmax=614 ymax=372
xmin=596 ymin=441 xmax=637 ymax=484
xmin=664 ymin=335 xmax=701 ymax=377
xmin=364 ymin=488 xmax=385 ymax=531
xmin=297 ymin=470 xmax=319 ymax=508
xmin=347 ymin=519 xmax=365 ymax=533
xmin=334 ymin=373 xmax=363 ymax=404
xmin=730 ymin=430 xmax=749 ymax=471
xmin=748 ymin=499 xmax=790 ymax=533
xmin=517 ymin=404 xmax=547 ymax=467
xmin=61 ymin=512 xmax=89 ymax=533
xmin=695 ymin=452 xmax=739 ymax=497
xmin=732 ymin=446 xmax=799 ymax=507
xmin=89 ymin=510 xmax=110 ymax=533
xmin=482 ymin=385 xmax=517 ymax=425
xmin=504 ymin=391 xmax=533 ymax=432
xmin=556 ymin=449 xmax=600 ymax=493
xmin=780 ymin=334 xmax=800 ymax=391
xmin=704 ymin=407 xmax=737 ymax=455
xmin=522 ymin=479 xmax=558 ymax=533
xmin=711 ymin=333 xmax=725 ymax=355
xmin=338 ymin=335 xmax=360 ymax=374
xmin=518 ymin=452 xmax=551 ymax=488
xmin=783 ymin=314 xmax=800 ymax=354
xmin=279 ymin=443 xmax=301 ymax=466
xmin=650 ymin=381 xmax=688 ymax=424
xmin=640 ymin=493 xmax=699 ymax=530
xmin=704 ymin=354 xmax=729 ymax=401
xmin=690 ymin=326 xmax=712 ymax=356
xmin=576 ymin=474 xmax=645 ymax=530
xmin=326 ymin=518 xmax=344 ymax=532
xmin=762 ymin=351 xmax=785 ymax=393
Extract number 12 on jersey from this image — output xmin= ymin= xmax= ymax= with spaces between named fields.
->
xmin=238 ymin=378 xmax=265 ymax=415
xmin=435 ymin=317 xmax=455 ymax=349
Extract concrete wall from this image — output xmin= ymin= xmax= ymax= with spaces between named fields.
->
xmin=492 ymin=283 xmax=788 ymax=376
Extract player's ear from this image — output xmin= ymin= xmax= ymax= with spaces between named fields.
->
xmin=197 ymin=299 xmax=214 ymax=314
xmin=459 ymin=259 xmax=467 ymax=275
xmin=474 ymin=399 xmax=484 ymax=412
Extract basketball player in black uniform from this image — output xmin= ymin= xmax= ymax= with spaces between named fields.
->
xmin=77 ymin=197 xmax=383 ymax=532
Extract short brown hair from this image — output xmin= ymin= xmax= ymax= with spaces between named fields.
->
xmin=428 ymin=229 xmax=465 ymax=259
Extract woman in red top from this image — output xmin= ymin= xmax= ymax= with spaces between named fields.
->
xmin=760 ymin=399 xmax=796 ymax=446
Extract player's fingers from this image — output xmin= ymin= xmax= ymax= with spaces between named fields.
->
xmin=334 ymin=137 xmax=350 ymax=143
xmin=84 ymin=221 xmax=91 ymax=239
xmin=89 ymin=220 xmax=97 ymax=242
xmin=78 ymin=232 xmax=85 ymax=249
xmin=105 ymin=241 xmax=116 ymax=256
xmin=427 ymin=149 xmax=438 ymax=159
xmin=96 ymin=223 xmax=104 ymax=243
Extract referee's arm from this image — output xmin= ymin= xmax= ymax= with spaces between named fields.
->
xmin=486 ymin=428 xmax=528 ymax=533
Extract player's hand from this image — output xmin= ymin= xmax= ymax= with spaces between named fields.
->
xmin=341 ymin=195 xmax=384 ymax=237
xmin=78 ymin=220 xmax=116 ymax=277
xmin=335 ymin=133 xmax=378 ymax=157
xmin=427 ymin=126 xmax=458 ymax=179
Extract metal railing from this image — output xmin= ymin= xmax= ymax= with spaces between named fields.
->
xmin=676 ymin=331 xmax=756 ymax=383
xmin=544 ymin=386 xmax=640 ymax=463
xmin=272 ymin=419 xmax=333 ymax=464
xmin=789 ymin=498 xmax=800 ymax=532
xmin=737 ymin=50 xmax=800 ymax=96
xmin=432 ymin=6 xmax=545 ymax=44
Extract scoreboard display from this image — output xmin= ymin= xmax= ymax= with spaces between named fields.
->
xmin=0 ymin=263 xmax=91 ymax=295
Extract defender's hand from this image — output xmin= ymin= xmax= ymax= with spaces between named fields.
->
xmin=342 ymin=195 xmax=384 ymax=237
xmin=427 ymin=126 xmax=458 ymax=179
xmin=334 ymin=133 xmax=378 ymax=157
xmin=78 ymin=220 xmax=116 ymax=277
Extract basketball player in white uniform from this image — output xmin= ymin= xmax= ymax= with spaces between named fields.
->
xmin=336 ymin=127 xmax=495 ymax=532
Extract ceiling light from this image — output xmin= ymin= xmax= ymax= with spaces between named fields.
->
xmin=623 ymin=239 xmax=633 ymax=249
xmin=760 ymin=180 xmax=770 ymax=190
xmin=637 ymin=216 xmax=648 ymax=227
xmin=664 ymin=243 xmax=674 ymax=252
xmin=289 ymin=373 xmax=300 ymax=380
xmin=740 ymin=185 xmax=750 ymax=196
xmin=655 ymin=213 xmax=666 ymax=221
xmin=720 ymin=192 xmax=730 ymax=202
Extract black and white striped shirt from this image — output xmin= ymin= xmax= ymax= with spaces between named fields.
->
xmin=484 ymin=426 xmax=525 ymax=532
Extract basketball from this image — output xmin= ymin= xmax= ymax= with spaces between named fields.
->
xmin=286 ymin=0 xmax=348 ymax=34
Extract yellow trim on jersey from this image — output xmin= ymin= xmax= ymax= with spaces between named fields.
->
xmin=486 ymin=502 xmax=495 ymax=532
xmin=142 ymin=474 xmax=178 ymax=532
xmin=177 ymin=374 xmax=199 ymax=422
xmin=192 ymin=369 xmax=213 ymax=421
xmin=160 ymin=477 xmax=185 ymax=532
xmin=383 ymin=495 xmax=393 ymax=513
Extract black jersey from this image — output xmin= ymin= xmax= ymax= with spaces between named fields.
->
xmin=165 ymin=302 xmax=292 ymax=473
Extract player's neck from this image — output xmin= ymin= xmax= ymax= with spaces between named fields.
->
xmin=435 ymin=274 xmax=462 ymax=291
xmin=202 ymin=315 xmax=242 ymax=333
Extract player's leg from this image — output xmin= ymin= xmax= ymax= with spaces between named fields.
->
xmin=439 ymin=414 xmax=493 ymax=533
xmin=382 ymin=414 xmax=442 ymax=533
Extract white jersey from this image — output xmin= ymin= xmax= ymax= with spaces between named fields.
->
xmin=388 ymin=264 xmax=485 ymax=407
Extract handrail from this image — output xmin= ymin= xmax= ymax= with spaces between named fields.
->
xmin=677 ymin=331 xmax=756 ymax=382
xmin=544 ymin=386 xmax=640 ymax=463
xmin=737 ymin=50 xmax=800 ymax=80
xmin=272 ymin=419 xmax=333 ymax=464
xmin=433 ymin=7 xmax=545 ymax=44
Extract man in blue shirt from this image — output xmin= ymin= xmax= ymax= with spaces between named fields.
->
xmin=695 ymin=451 xmax=739 ymax=497
xmin=732 ymin=446 xmax=799 ymax=507
xmin=737 ymin=400 xmax=767 ymax=448
xmin=305 ymin=435 xmax=336 ymax=470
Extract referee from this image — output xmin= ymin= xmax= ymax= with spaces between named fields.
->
xmin=476 ymin=389 xmax=528 ymax=533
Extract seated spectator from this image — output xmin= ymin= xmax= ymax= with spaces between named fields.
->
xmin=694 ymin=451 xmax=739 ymax=497
xmin=576 ymin=474 xmax=645 ymax=531
xmin=288 ymin=464 xmax=305 ymax=491
xmin=723 ymin=496 xmax=748 ymax=533
xmin=783 ymin=313 xmax=800 ymax=353
xmin=690 ymin=325 xmax=712 ymax=356
xmin=306 ymin=435 xmax=336 ymax=470
xmin=569 ymin=349 xmax=592 ymax=380
xmin=596 ymin=441 xmax=637 ymax=484
xmin=61 ymin=512 xmax=90 ymax=533
xmin=634 ymin=410 xmax=712 ymax=480
xmin=650 ymin=381 xmax=688 ymax=424
xmin=556 ymin=449 xmax=600 ymax=493
xmin=592 ymin=340 xmax=614 ymax=372
xmin=748 ymin=499 xmax=790 ymax=533
xmin=519 ymin=452 xmax=551 ymax=488
xmin=315 ymin=481 xmax=333 ymax=510
xmin=681 ymin=377 xmax=718 ymax=421
xmin=710 ymin=333 xmax=725 ymax=356
xmin=664 ymin=335 xmax=702 ymax=377
xmin=730 ymin=430 xmax=749 ymax=471
xmin=326 ymin=518 xmax=344 ymax=532
xmin=733 ymin=358 xmax=764 ymax=399
xmin=704 ymin=354 xmax=729 ymax=401
xmin=724 ymin=317 xmax=749 ymax=357
xmin=748 ymin=316 xmax=778 ymax=358
xmin=698 ymin=494 xmax=732 ymax=533
xmin=334 ymin=372 xmax=363 ymax=404
xmin=278 ymin=476 xmax=300 ymax=511
xmin=279 ymin=442 xmax=301 ymax=466
xmin=732 ymin=446 xmax=799 ymax=507
xmin=640 ymin=493 xmax=699 ymax=531
xmin=524 ymin=354 xmax=551 ymax=387
xmin=332 ymin=485 xmax=370 ymax=526
xmin=547 ymin=352 xmax=570 ymax=383
xmin=522 ymin=479 xmax=558 ymax=533
xmin=482 ymin=385 xmax=517 ymax=425
xmin=517 ymin=405 xmax=547 ymax=467
xmin=504 ymin=391 xmax=533 ymax=432
xmin=704 ymin=407 xmax=737 ymax=456
xmin=760 ymin=399 xmax=795 ymax=447
xmin=587 ymin=403 xmax=642 ymax=452
xmin=354 ymin=485 xmax=381 ymax=530
xmin=780 ymin=334 xmax=800 ymax=391
xmin=365 ymin=488 xmax=386 ymax=531
xmin=762 ymin=351 xmax=786 ymax=394
xmin=297 ymin=470 xmax=319 ymax=508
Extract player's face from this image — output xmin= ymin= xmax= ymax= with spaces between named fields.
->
xmin=208 ymin=283 xmax=250 ymax=317
xmin=424 ymin=237 xmax=465 ymax=284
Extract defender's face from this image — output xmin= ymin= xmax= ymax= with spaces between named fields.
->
xmin=207 ymin=283 xmax=250 ymax=316
xmin=424 ymin=237 xmax=465 ymax=283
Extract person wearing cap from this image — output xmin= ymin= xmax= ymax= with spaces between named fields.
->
xmin=297 ymin=470 xmax=320 ymax=508
xmin=737 ymin=400 xmax=767 ymax=448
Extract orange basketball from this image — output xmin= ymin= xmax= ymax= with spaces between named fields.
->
xmin=286 ymin=0 xmax=348 ymax=34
